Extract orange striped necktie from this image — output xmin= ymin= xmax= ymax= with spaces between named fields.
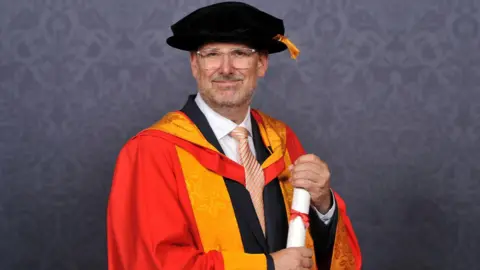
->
xmin=230 ymin=126 xmax=266 ymax=235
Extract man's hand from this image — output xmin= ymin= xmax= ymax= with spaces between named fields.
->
xmin=270 ymin=247 xmax=313 ymax=270
xmin=289 ymin=154 xmax=332 ymax=214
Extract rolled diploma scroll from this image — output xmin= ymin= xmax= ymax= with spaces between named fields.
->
xmin=286 ymin=187 xmax=311 ymax=247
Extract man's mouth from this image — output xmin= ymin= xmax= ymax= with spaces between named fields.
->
xmin=213 ymin=80 xmax=241 ymax=86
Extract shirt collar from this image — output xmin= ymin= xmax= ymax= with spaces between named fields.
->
xmin=194 ymin=94 xmax=252 ymax=140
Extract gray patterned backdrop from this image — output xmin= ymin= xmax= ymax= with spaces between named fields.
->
xmin=1 ymin=0 xmax=479 ymax=269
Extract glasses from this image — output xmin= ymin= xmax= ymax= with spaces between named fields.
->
xmin=196 ymin=48 xmax=257 ymax=70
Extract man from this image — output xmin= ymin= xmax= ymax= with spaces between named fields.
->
xmin=107 ymin=2 xmax=361 ymax=269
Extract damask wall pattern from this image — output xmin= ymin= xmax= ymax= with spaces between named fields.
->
xmin=1 ymin=0 xmax=479 ymax=269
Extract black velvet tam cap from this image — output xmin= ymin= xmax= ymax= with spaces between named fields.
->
xmin=166 ymin=1 xmax=300 ymax=59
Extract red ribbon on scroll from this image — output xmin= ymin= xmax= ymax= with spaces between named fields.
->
xmin=289 ymin=209 xmax=310 ymax=229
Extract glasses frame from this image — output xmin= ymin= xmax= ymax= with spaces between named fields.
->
xmin=195 ymin=47 xmax=258 ymax=70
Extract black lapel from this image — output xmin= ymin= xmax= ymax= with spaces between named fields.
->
xmin=251 ymin=117 xmax=289 ymax=252
xmin=180 ymin=95 xmax=269 ymax=253
xmin=250 ymin=117 xmax=271 ymax=164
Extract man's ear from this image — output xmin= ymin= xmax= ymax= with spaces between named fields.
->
xmin=190 ymin=52 xmax=199 ymax=79
xmin=257 ymin=52 xmax=269 ymax=77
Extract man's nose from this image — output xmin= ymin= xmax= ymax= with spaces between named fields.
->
xmin=218 ymin=53 xmax=234 ymax=74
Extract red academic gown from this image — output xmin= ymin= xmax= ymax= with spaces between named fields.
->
xmin=107 ymin=95 xmax=362 ymax=269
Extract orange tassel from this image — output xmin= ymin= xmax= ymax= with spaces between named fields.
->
xmin=273 ymin=34 xmax=300 ymax=59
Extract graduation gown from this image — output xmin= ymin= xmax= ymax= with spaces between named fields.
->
xmin=107 ymin=95 xmax=362 ymax=270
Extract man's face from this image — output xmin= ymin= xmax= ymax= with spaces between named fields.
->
xmin=190 ymin=43 xmax=269 ymax=109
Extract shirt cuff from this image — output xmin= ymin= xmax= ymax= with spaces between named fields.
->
xmin=312 ymin=190 xmax=336 ymax=225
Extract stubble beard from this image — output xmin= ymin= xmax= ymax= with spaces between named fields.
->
xmin=202 ymin=86 xmax=254 ymax=109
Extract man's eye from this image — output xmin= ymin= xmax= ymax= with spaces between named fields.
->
xmin=232 ymin=50 xmax=248 ymax=57
xmin=205 ymin=52 xmax=220 ymax=57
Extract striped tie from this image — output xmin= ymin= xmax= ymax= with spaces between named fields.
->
xmin=230 ymin=126 xmax=266 ymax=235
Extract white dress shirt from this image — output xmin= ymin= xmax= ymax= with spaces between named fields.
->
xmin=195 ymin=94 xmax=335 ymax=225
